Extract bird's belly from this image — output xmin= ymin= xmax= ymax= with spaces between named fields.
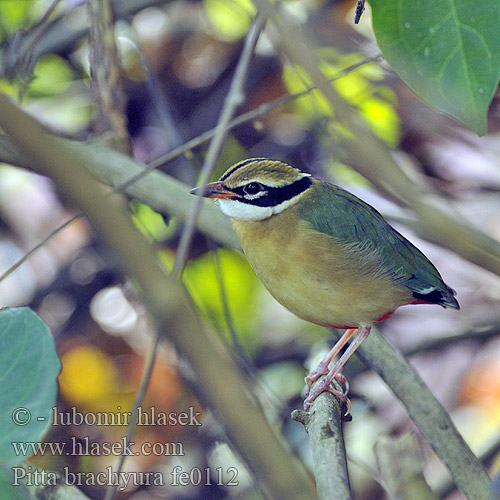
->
xmin=255 ymin=263 xmax=399 ymax=327
xmin=233 ymin=217 xmax=412 ymax=327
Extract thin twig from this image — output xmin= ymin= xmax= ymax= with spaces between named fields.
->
xmin=13 ymin=0 xmax=64 ymax=100
xmin=147 ymin=54 xmax=381 ymax=173
xmin=171 ymin=12 xmax=266 ymax=278
xmin=37 ymin=0 xmax=63 ymax=27
xmin=0 ymin=214 xmax=80 ymax=283
xmin=88 ymin=0 xmax=130 ymax=153
xmin=211 ymin=248 xmax=249 ymax=364
xmin=104 ymin=332 xmax=161 ymax=500
xmin=403 ymin=326 xmax=500 ymax=357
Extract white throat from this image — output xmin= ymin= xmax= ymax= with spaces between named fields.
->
xmin=217 ymin=197 xmax=299 ymax=221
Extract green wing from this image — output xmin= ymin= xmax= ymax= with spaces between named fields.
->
xmin=300 ymin=182 xmax=459 ymax=308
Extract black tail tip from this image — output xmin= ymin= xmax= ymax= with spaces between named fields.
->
xmin=413 ymin=287 xmax=460 ymax=310
xmin=444 ymin=295 xmax=460 ymax=310
xmin=444 ymin=286 xmax=460 ymax=310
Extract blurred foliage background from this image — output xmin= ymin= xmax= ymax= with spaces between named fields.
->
xmin=0 ymin=0 xmax=499 ymax=499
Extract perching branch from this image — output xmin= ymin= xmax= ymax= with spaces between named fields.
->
xmin=292 ymin=391 xmax=351 ymax=500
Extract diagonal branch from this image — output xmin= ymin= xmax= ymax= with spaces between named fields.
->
xmin=0 ymin=91 xmax=316 ymax=500
xmin=353 ymin=326 xmax=491 ymax=500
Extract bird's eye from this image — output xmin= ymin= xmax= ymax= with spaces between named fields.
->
xmin=243 ymin=182 xmax=264 ymax=196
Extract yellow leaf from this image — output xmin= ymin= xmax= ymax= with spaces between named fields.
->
xmin=59 ymin=345 xmax=118 ymax=405
xmin=203 ymin=0 xmax=255 ymax=41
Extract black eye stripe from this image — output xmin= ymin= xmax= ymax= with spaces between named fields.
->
xmin=229 ymin=177 xmax=312 ymax=207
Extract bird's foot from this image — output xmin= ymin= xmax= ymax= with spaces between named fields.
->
xmin=304 ymin=367 xmax=348 ymax=399
xmin=304 ymin=361 xmax=331 ymax=398
xmin=303 ymin=372 xmax=351 ymax=417
xmin=304 ymin=328 xmax=358 ymax=399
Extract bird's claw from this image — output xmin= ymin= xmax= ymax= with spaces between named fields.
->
xmin=304 ymin=366 xmax=329 ymax=399
xmin=303 ymin=372 xmax=351 ymax=419
xmin=304 ymin=370 xmax=348 ymax=399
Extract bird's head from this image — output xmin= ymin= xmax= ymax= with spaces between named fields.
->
xmin=190 ymin=158 xmax=313 ymax=220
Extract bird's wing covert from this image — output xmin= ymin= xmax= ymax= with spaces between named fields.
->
xmin=299 ymin=182 xmax=458 ymax=307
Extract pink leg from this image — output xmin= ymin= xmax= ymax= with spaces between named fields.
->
xmin=304 ymin=328 xmax=357 ymax=398
xmin=304 ymin=325 xmax=371 ymax=411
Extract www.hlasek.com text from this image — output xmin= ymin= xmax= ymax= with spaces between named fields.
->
xmin=12 ymin=437 xmax=184 ymax=458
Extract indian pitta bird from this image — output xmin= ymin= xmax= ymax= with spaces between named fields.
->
xmin=190 ymin=158 xmax=459 ymax=411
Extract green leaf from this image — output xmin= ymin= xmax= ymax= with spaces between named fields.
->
xmin=30 ymin=55 xmax=76 ymax=97
xmin=0 ymin=308 xmax=61 ymax=467
xmin=283 ymin=50 xmax=401 ymax=146
xmin=130 ymin=200 xmax=172 ymax=241
xmin=0 ymin=1 xmax=30 ymax=32
xmin=182 ymin=248 xmax=261 ymax=351
xmin=371 ymin=0 xmax=500 ymax=134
